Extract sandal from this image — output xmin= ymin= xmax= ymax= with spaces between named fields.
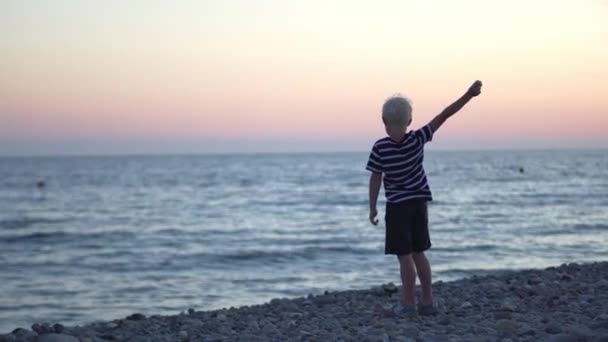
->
xmin=417 ymin=302 xmax=438 ymax=316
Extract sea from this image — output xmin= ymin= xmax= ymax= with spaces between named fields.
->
xmin=1 ymin=150 xmax=607 ymax=332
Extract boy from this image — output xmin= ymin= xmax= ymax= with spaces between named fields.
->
xmin=367 ymin=80 xmax=482 ymax=315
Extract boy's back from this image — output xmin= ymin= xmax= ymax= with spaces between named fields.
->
xmin=367 ymin=124 xmax=434 ymax=203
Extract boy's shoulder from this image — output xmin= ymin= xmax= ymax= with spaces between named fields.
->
xmin=372 ymin=136 xmax=392 ymax=146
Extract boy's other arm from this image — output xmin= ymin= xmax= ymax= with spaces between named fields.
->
xmin=429 ymin=80 xmax=482 ymax=133
xmin=369 ymin=172 xmax=382 ymax=225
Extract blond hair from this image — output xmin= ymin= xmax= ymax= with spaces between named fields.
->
xmin=382 ymin=95 xmax=412 ymax=127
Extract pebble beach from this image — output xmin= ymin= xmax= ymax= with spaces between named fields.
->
xmin=3 ymin=262 xmax=608 ymax=342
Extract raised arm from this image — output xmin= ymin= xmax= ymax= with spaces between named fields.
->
xmin=429 ymin=80 xmax=482 ymax=133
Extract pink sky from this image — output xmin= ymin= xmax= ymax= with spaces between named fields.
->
xmin=1 ymin=0 xmax=607 ymax=155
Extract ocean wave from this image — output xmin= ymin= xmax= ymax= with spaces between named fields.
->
xmin=0 ymin=217 xmax=69 ymax=230
xmin=191 ymin=245 xmax=377 ymax=265
xmin=0 ymin=230 xmax=135 ymax=244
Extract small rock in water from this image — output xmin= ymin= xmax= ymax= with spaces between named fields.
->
xmin=11 ymin=328 xmax=31 ymax=337
xmin=126 ymin=313 xmax=146 ymax=321
xmin=52 ymin=323 xmax=64 ymax=334
xmin=382 ymin=283 xmax=398 ymax=294
xmin=41 ymin=322 xmax=53 ymax=334
xmin=31 ymin=323 xmax=42 ymax=334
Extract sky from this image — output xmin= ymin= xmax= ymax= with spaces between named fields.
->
xmin=1 ymin=0 xmax=607 ymax=155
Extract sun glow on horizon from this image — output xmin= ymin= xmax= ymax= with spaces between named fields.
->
xmin=1 ymin=0 xmax=607 ymax=155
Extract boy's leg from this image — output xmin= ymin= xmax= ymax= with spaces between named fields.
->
xmin=397 ymin=254 xmax=416 ymax=306
xmin=412 ymin=252 xmax=433 ymax=305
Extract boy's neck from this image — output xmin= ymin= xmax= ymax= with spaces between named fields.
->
xmin=388 ymin=129 xmax=406 ymax=143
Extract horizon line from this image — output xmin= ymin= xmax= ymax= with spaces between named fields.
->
xmin=1 ymin=146 xmax=606 ymax=159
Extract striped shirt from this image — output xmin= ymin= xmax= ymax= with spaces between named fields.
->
xmin=366 ymin=124 xmax=434 ymax=203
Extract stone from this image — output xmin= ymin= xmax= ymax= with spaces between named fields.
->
xmin=35 ymin=334 xmax=79 ymax=342
xmin=179 ymin=330 xmax=188 ymax=341
xmin=518 ymin=328 xmax=536 ymax=337
xmin=382 ymin=283 xmax=398 ymax=294
xmin=288 ymin=312 xmax=304 ymax=319
xmin=52 ymin=324 xmax=64 ymax=334
xmin=402 ymin=327 xmax=419 ymax=338
xmin=1 ymin=334 xmax=17 ymax=342
xmin=545 ymin=322 xmax=563 ymax=334
xmin=493 ymin=311 xmax=512 ymax=320
xmin=31 ymin=324 xmax=42 ymax=334
xmin=496 ymin=319 xmax=518 ymax=336
xmin=126 ymin=313 xmax=146 ymax=321
xmin=501 ymin=298 xmax=518 ymax=311
xmin=438 ymin=317 xmax=451 ymax=326
xmin=459 ymin=301 xmax=473 ymax=309
xmin=528 ymin=276 xmax=543 ymax=285
xmin=314 ymin=295 xmax=336 ymax=305
xmin=545 ymin=334 xmax=579 ymax=342
xmin=11 ymin=328 xmax=31 ymax=337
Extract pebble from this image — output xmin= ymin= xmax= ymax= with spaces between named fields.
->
xmin=35 ymin=333 xmax=79 ymax=342
xmin=125 ymin=313 xmax=146 ymax=321
xmin=1 ymin=334 xmax=17 ymax=342
xmin=52 ymin=324 xmax=64 ymax=334
xmin=459 ymin=301 xmax=473 ymax=309
xmin=438 ymin=317 xmax=451 ymax=326
xmin=500 ymin=298 xmax=518 ymax=312
xmin=545 ymin=334 xmax=580 ymax=342
xmin=496 ymin=319 xmax=518 ymax=336
xmin=493 ymin=311 xmax=512 ymax=320
xmin=545 ymin=322 xmax=563 ymax=334
xmin=382 ymin=283 xmax=398 ymax=294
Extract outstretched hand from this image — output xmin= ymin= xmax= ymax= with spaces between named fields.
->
xmin=467 ymin=80 xmax=483 ymax=97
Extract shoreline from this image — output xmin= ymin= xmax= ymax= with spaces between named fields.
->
xmin=3 ymin=262 xmax=608 ymax=342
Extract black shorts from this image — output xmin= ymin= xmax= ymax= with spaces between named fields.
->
xmin=385 ymin=200 xmax=431 ymax=255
